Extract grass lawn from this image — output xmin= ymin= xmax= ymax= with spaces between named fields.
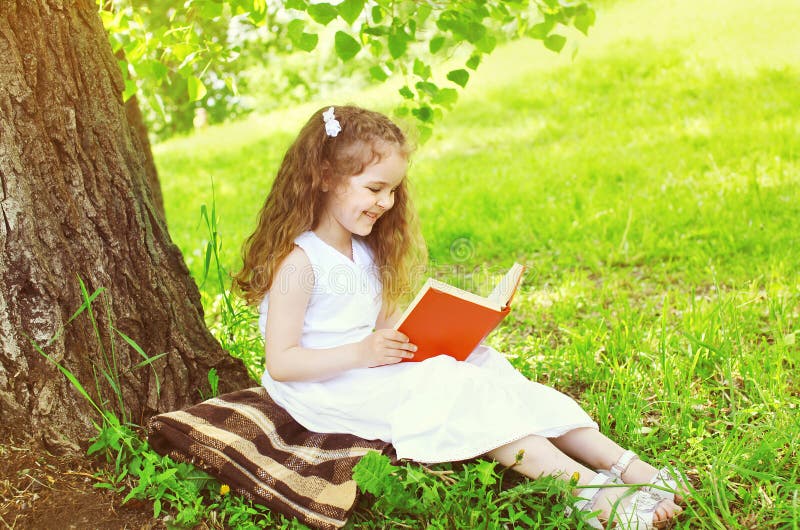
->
xmin=154 ymin=0 xmax=799 ymax=527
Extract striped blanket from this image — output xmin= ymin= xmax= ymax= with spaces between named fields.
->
xmin=147 ymin=387 xmax=394 ymax=529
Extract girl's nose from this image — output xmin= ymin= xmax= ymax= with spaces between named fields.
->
xmin=377 ymin=194 xmax=393 ymax=210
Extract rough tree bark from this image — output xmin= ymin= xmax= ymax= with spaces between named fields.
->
xmin=0 ymin=0 xmax=251 ymax=453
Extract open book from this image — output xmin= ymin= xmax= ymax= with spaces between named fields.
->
xmin=393 ymin=263 xmax=525 ymax=362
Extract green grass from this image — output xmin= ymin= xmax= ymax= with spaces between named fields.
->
xmin=154 ymin=0 xmax=800 ymax=527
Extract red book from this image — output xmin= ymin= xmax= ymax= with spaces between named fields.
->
xmin=394 ymin=263 xmax=525 ymax=362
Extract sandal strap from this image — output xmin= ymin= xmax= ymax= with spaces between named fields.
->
xmin=644 ymin=466 xmax=686 ymax=503
xmin=568 ymin=472 xmax=615 ymax=529
xmin=575 ymin=471 xmax=615 ymax=505
xmin=610 ymin=449 xmax=640 ymax=478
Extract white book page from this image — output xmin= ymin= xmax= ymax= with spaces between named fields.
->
xmin=487 ymin=262 xmax=525 ymax=308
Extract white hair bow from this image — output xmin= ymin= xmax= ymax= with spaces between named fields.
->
xmin=322 ymin=107 xmax=341 ymax=137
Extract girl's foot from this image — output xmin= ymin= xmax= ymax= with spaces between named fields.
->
xmin=572 ymin=472 xmax=682 ymax=529
xmin=593 ymin=478 xmax=682 ymax=528
xmin=610 ymin=450 xmax=690 ymax=506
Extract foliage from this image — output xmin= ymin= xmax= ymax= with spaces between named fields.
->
xmin=86 ymin=408 xmax=304 ymax=528
xmin=198 ymin=182 xmax=265 ymax=382
xmin=99 ymin=0 xmax=594 ymax=139
xmin=350 ymin=451 xmax=587 ymax=528
xmin=33 ymin=279 xmax=301 ymax=527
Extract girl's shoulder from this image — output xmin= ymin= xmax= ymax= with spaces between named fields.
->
xmin=274 ymin=244 xmax=312 ymax=277
xmin=292 ymin=231 xmax=323 ymax=265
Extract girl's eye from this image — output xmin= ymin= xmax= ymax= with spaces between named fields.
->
xmin=368 ymin=187 xmax=380 ymax=193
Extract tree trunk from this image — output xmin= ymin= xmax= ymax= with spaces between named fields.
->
xmin=0 ymin=0 xmax=251 ymax=454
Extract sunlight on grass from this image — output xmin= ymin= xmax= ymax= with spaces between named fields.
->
xmin=153 ymin=0 xmax=799 ymax=526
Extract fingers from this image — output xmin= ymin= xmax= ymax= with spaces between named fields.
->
xmin=384 ymin=344 xmax=416 ymax=361
xmin=377 ymin=328 xmax=411 ymax=343
xmin=364 ymin=330 xmax=417 ymax=366
xmin=376 ymin=330 xmax=417 ymax=354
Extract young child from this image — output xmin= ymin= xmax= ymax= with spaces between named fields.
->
xmin=235 ymin=105 xmax=687 ymax=528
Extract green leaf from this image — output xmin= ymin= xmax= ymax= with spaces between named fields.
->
xmin=352 ymin=451 xmax=398 ymax=496
xmin=187 ymin=76 xmax=207 ymax=101
xmin=122 ymin=80 xmax=137 ymax=102
xmin=130 ymin=352 xmax=168 ymax=371
xmin=412 ymin=105 xmax=434 ymax=123
xmin=432 ymin=88 xmax=458 ymax=106
xmin=475 ymin=34 xmax=497 ymax=54
xmin=170 ymin=43 xmax=193 ymax=62
xmin=474 ymin=460 xmax=498 ymax=486
xmin=288 ymin=21 xmax=319 ymax=52
xmin=150 ymin=60 xmax=168 ymax=80
xmin=544 ymin=34 xmax=567 ymax=52
xmin=398 ymin=85 xmax=414 ymax=99
xmin=285 ymin=0 xmax=307 ymax=9
xmin=334 ymin=31 xmax=361 ymax=61
xmin=362 ymin=26 xmax=389 ymax=36
xmin=368 ymin=39 xmax=383 ymax=57
xmin=403 ymin=466 xmax=428 ymax=485
xmin=31 ymin=338 xmax=102 ymax=416
xmin=416 ymin=3 xmax=432 ymax=25
xmin=466 ymin=54 xmax=481 ymax=70
xmin=369 ymin=65 xmax=389 ymax=81
xmin=413 ymin=58 xmax=431 ymax=80
xmin=99 ymin=9 xmax=115 ymax=29
xmin=447 ymin=69 xmax=469 ymax=88
xmin=296 ymin=32 xmax=319 ymax=52
xmin=388 ymin=30 xmax=408 ymax=59
xmin=429 ymin=35 xmax=445 ymax=54
xmin=575 ymin=7 xmax=596 ymax=35
xmin=415 ymin=81 xmax=438 ymax=97
xmin=308 ymin=3 xmax=338 ymax=25
xmin=371 ymin=5 xmax=383 ymax=23
xmin=466 ymin=21 xmax=486 ymax=43
xmin=529 ymin=19 xmax=555 ymax=39
xmin=287 ymin=18 xmax=305 ymax=39
xmin=225 ymin=76 xmax=238 ymax=96
xmin=337 ymin=0 xmax=365 ymax=25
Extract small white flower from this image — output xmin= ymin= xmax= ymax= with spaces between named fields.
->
xmin=322 ymin=106 xmax=341 ymax=137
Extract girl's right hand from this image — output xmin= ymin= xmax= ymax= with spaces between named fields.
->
xmin=358 ymin=329 xmax=417 ymax=367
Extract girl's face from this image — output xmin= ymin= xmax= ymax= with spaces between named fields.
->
xmin=320 ymin=146 xmax=407 ymax=239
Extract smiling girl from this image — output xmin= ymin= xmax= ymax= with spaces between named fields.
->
xmin=234 ymin=106 xmax=687 ymax=529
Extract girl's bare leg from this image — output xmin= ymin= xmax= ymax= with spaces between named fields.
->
xmin=551 ymin=427 xmax=682 ymax=521
xmin=488 ymin=434 xmax=595 ymax=484
xmin=487 ymin=435 xmax=677 ymax=524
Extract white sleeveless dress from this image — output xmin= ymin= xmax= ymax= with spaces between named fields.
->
xmin=259 ymin=231 xmax=597 ymax=463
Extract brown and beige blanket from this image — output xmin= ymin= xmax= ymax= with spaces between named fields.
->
xmin=147 ymin=387 xmax=394 ymax=530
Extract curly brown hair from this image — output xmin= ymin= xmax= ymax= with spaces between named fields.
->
xmin=233 ymin=105 xmax=427 ymax=312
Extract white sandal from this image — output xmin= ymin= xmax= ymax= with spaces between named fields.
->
xmin=607 ymin=450 xmax=688 ymax=504
xmin=569 ymin=470 xmax=664 ymax=530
